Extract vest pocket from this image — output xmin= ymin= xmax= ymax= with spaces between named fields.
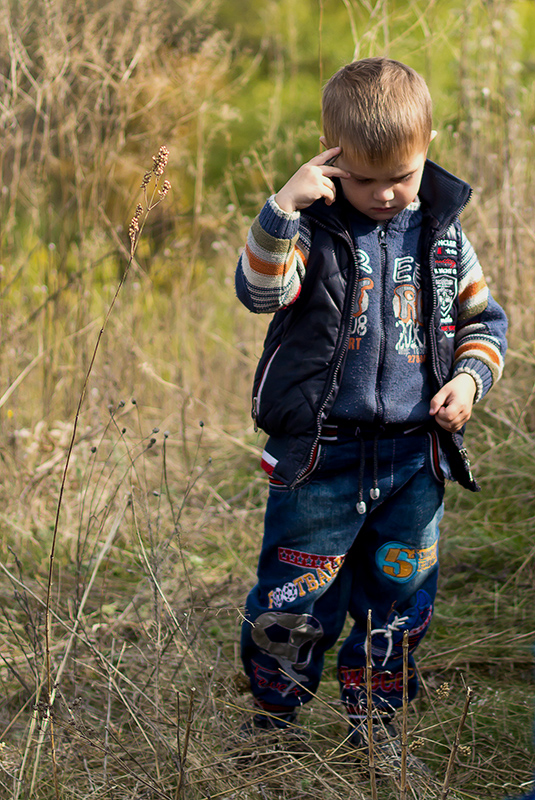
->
xmin=262 ymin=442 xmax=323 ymax=491
xmin=427 ymin=430 xmax=446 ymax=483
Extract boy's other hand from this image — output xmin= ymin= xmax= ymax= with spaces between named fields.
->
xmin=274 ymin=147 xmax=350 ymax=213
xmin=429 ymin=373 xmax=478 ymax=433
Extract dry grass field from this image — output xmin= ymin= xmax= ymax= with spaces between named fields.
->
xmin=0 ymin=0 xmax=535 ymax=797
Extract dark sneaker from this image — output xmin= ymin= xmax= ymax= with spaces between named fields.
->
xmin=347 ymin=715 xmax=398 ymax=750
xmin=347 ymin=717 xmax=431 ymax=779
xmin=239 ymin=709 xmax=299 ymax=736
xmin=238 ymin=708 xmax=310 ymax=749
xmin=231 ymin=708 xmax=310 ymax=764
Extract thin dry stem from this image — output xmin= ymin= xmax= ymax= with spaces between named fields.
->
xmin=441 ymin=687 xmax=474 ymax=800
xmin=400 ymin=629 xmax=409 ymax=800
xmin=41 ymin=148 xmax=171 ymax=792
xmin=366 ymin=609 xmax=378 ymax=800
xmin=176 ymin=687 xmax=196 ymax=800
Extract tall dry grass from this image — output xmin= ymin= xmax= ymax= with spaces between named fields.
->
xmin=0 ymin=0 xmax=534 ymax=798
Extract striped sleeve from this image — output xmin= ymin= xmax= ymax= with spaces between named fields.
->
xmin=452 ymin=230 xmax=507 ymax=401
xmin=235 ymin=196 xmax=311 ymax=313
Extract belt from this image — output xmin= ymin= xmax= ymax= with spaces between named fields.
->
xmin=321 ymin=419 xmax=431 ymax=441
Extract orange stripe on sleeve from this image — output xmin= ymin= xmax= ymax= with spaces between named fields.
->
xmin=459 ymin=276 xmax=487 ymax=305
xmin=245 ymin=243 xmax=290 ymax=277
xmin=295 ymin=245 xmax=307 ymax=268
xmin=455 ymin=341 xmax=501 ymax=366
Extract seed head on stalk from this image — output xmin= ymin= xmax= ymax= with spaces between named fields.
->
xmin=128 ymin=203 xmax=144 ymax=256
xmin=131 ymin=145 xmax=172 ymax=256
xmin=159 ymin=179 xmax=171 ymax=200
xmin=152 ymin=145 xmax=170 ymax=176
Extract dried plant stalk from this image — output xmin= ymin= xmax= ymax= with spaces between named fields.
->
xmin=176 ymin=687 xmax=196 ymax=800
xmin=400 ymin=629 xmax=409 ymax=800
xmin=440 ymin=686 xmax=474 ymax=800
xmin=366 ymin=609 xmax=378 ymax=800
xmin=39 ymin=147 xmax=171 ymax=797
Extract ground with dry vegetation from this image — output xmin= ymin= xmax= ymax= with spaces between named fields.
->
xmin=1 ymin=0 xmax=535 ymax=798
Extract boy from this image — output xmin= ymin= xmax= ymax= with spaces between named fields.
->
xmin=235 ymin=57 xmax=507 ymax=745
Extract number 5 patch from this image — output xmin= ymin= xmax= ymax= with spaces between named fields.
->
xmin=375 ymin=540 xmax=438 ymax=583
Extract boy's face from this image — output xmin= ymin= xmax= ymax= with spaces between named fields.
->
xmin=335 ymin=147 xmax=428 ymax=221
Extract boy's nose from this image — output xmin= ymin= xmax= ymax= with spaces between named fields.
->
xmin=373 ymin=185 xmax=395 ymax=202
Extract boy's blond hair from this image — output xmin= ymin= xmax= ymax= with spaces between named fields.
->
xmin=322 ymin=57 xmax=433 ymax=166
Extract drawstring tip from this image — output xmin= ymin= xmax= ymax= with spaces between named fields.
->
xmin=356 ymin=501 xmax=367 ymax=515
xmin=370 ymin=487 xmax=380 ymax=500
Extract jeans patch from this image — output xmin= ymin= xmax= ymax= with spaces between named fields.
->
xmin=278 ymin=548 xmax=344 ymax=570
xmin=340 ymin=666 xmax=416 ymax=695
xmin=251 ymin=660 xmax=303 ymax=700
xmin=252 ymin=612 xmax=323 ymax=688
xmin=267 ymin=551 xmax=346 ymax=609
xmin=375 ymin=539 xmax=438 ymax=583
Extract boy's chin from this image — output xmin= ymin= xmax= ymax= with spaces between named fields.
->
xmin=364 ymin=207 xmax=399 ymax=221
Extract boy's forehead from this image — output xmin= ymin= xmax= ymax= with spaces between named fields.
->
xmin=339 ymin=147 xmax=427 ymax=176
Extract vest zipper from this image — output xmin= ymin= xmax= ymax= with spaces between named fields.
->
xmin=427 ymin=188 xmax=472 ymax=388
xmin=374 ymin=223 xmax=388 ymax=423
xmin=290 ymin=223 xmax=359 ymax=488
xmin=427 ymin=199 xmax=478 ymax=490
xmin=427 ymin=239 xmax=442 ymax=388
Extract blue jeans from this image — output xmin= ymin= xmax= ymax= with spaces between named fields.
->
xmin=241 ymin=430 xmax=445 ymax=719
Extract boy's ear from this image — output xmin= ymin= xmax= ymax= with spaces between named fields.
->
xmin=319 ymin=135 xmax=329 ymax=149
xmin=429 ymin=130 xmax=438 ymax=143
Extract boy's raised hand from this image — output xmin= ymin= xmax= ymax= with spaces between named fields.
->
xmin=275 ymin=147 xmax=350 ymax=214
xmin=429 ymin=373 xmax=478 ymax=433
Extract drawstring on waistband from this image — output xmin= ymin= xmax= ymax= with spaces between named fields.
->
xmin=370 ymin=434 xmax=381 ymax=500
xmin=356 ymin=431 xmax=381 ymax=515
xmin=322 ymin=418 xmax=428 ymax=516
xmin=356 ymin=434 xmax=367 ymax=514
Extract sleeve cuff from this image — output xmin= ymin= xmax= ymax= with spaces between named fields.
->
xmin=258 ymin=195 xmax=301 ymax=239
xmin=452 ymin=358 xmax=493 ymax=402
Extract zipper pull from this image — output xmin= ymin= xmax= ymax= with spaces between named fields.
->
xmin=459 ymin=447 xmax=474 ymax=482
xmin=252 ymin=397 xmax=258 ymax=432
xmin=378 ymin=226 xmax=387 ymax=248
